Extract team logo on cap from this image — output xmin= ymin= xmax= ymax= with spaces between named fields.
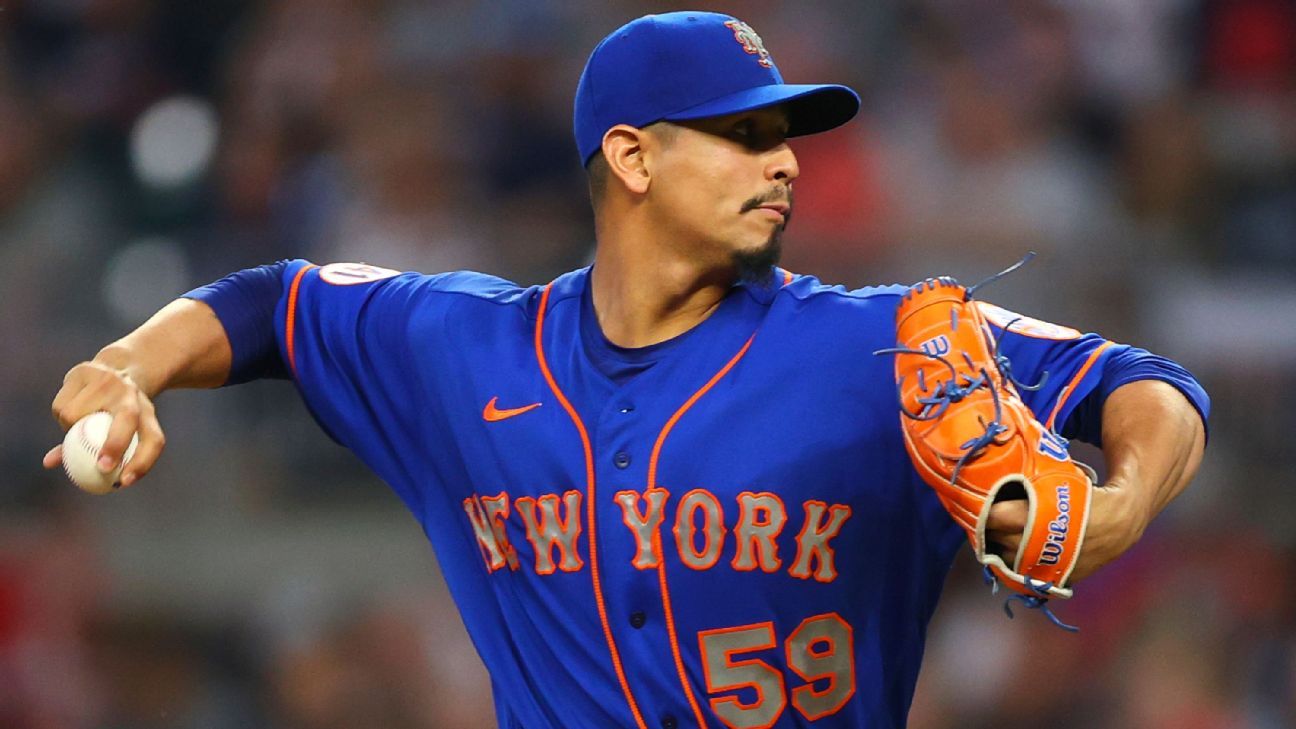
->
xmin=724 ymin=20 xmax=773 ymax=68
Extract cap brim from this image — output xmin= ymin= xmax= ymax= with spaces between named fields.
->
xmin=662 ymin=83 xmax=861 ymax=137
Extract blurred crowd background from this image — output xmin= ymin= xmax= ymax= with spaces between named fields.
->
xmin=1 ymin=0 xmax=1293 ymax=727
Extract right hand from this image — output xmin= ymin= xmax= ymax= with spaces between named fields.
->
xmin=45 ymin=360 xmax=166 ymax=487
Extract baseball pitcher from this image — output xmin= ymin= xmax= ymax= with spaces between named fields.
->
xmin=46 ymin=12 xmax=1208 ymax=729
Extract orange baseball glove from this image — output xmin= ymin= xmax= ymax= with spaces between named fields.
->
xmin=879 ymin=273 xmax=1094 ymax=630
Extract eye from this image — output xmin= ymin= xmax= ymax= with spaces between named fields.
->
xmin=725 ymin=118 xmax=787 ymax=150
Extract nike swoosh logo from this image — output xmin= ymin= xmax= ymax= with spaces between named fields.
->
xmin=483 ymin=397 xmax=542 ymax=422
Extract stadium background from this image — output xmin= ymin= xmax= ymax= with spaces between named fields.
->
xmin=1 ymin=0 xmax=1293 ymax=727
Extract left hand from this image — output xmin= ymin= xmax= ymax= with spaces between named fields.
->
xmin=986 ymin=479 xmax=1145 ymax=586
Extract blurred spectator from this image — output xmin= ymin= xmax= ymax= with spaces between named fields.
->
xmin=0 ymin=496 xmax=108 ymax=728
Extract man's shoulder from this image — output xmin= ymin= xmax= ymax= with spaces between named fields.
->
xmin=773 ymin=272 xmax=907 ymax=312
xmin=417 ymin=269 xmax=542 ymax=308
xmin=293 ymin=263 xmax=549 ymax=332
xmin=291 ymin=261 xmax=539 ymax=305
xmin=737 ymin=273 xmax=909 ymax=374
xmin=733 ymin=272 xmax=909 ymax=353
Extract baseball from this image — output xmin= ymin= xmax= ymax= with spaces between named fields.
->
xmin=62 ymin=411 xmax=138 ymax=495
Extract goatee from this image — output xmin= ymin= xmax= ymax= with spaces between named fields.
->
xmin=734 ymin=230 xmax=784 ymax=287
xmin=735 ymin=186 xmax=792 ymax=287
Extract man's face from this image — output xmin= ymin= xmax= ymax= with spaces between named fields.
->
xmin=645 ymin=107 xmax=799 ymax=283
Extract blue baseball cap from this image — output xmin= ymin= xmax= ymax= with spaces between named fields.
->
xmin=574 ymin=12 xmax=861 ymax=164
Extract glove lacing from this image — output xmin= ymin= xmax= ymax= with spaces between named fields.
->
xmin=983 ymin=566 xmax=1080 ymax=632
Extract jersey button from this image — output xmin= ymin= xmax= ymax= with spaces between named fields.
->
xmin=661 ymin=715 xmax=677 ymax=729
xmin=613 ymin=451 xmax=631 ymax=469
xmin=629 ymin=611 xmax=646 ymax=629
xmin=619 ymin=403 xmax=635 ymax=413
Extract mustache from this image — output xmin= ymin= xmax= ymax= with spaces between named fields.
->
xmin=740 ymin=186 xmax=794 ymax=222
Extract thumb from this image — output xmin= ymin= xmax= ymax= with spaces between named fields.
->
xmin=43 ymin=445 xmax=63 ymax=470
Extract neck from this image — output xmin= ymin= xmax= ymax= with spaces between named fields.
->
xmin=589 ymin=216 xmax=734 ymax=349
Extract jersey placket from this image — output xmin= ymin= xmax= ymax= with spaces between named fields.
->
xmin=591 ymin=337 xmax=760 ymax=729
xmin=588 ymin=391 xmax=690 ymax=729
xmin=533 ymin=284 xmax=654 ymax=729
xmin=536 ymin=275 xmax=768 ymax=729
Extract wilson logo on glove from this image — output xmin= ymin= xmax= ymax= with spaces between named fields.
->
xmin=1038 ymin=485 xmax=1072 ymax=566
xmin=1038 ymin=430 xmax=1070 ymax=461
xmin=919 ymin=335 xmax=950 ymax=358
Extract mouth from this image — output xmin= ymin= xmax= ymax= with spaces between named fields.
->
xmin=752 ymin=202 xmax=789 ymax=222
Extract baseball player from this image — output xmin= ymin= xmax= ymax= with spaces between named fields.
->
xmin=45 ymin=12 xmax=1207 ymax=729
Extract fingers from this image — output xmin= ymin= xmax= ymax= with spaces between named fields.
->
xmin=986 ymin=499 xmax=1027 ymax=533
xmin=119 ymin=399 xmax=165 ymax=487
xmin=986 ymin=499 xmax=1028 ymax=557
xmin=52 ymin=361 xmax=122 ymax=429
xmin=987 ymin=531 xmax=1022 ymax=556
xmin=61 ymin=372 xmax=121 ymax=430
xmin=99 ymin=404 xmax=141 ymax=473
xmin=50 ymin=363 xmax=93 ymax=429
xmin=48 ymin=360 xmax=166 ymax=487
xmin=43 ymin=445 xmax=63 ymax=470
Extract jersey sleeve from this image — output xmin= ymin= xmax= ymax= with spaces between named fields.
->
xmin=981 ymin=301 xmax=1209 ymax=445
xmin=977 ymin=301 xmax=1125 ymax=438
xmin=272 ymin=260 xmax=455 ymax=512
xmin=183 ymin=261 xmax=293 ymax=384
xmin=1061 ymin=345 xmax=1210 ymax=446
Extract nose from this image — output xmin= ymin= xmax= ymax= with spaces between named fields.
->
xmin=767 ymin=143 xmax=799 ymax=185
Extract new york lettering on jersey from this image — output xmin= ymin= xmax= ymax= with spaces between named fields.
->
xmin=274 ymin=260 xmax=1119 ymax=728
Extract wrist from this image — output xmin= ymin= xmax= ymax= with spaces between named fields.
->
xmin=1098 ymin=476 xmax=1152 ymax=549
xmin=94 ymin=343 xmax=165 ymax=398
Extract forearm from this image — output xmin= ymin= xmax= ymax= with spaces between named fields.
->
xmin=1099 ymin=379 xmax=1207 ymax=540
xmin=93 ymin=298 xmax=233 ymax=397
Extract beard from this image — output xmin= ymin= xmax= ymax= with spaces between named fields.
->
xmin=733 ymin=229 xmax=783 ymax=286
xmin=734 ymin=186 xmax=792 ymax=286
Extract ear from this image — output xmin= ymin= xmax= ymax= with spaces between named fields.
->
xmin=601 ymin=125 xmax=651 ymax=196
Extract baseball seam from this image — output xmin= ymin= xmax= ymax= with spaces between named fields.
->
xmin=65 ymin=416 xmax=116 ymax=488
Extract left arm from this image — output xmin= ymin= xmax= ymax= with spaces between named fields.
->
xmin=1069 ymin=379 xmax=1206 ymax=581
xmin=988 ymin=379 xmax=1207 ymax=583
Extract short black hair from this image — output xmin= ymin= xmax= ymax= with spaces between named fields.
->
xmin=586 ymin=153 xmax=611 ymax=208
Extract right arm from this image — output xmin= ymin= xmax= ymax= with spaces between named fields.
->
xmin=45 ymin=297 xmax=232 ymax=486
xmin=49 ymin=259 xmax=444 ymax=499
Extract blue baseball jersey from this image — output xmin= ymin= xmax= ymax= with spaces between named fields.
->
xmin=189 ymin=260 xmax=1204 ymax=729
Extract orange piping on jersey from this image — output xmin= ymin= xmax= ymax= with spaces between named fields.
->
xmin=1044 ymin=340 xmax=1115 ymax=431
xmin=284 ymin=264 xmax=317 ymax=376
xmin=648 ymin=333 xmax=757 ymax=729
xmin=781 ymin=268 xmax=794 ymax=286
xmin=533 ymin=283 xmax=648 ymax=729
